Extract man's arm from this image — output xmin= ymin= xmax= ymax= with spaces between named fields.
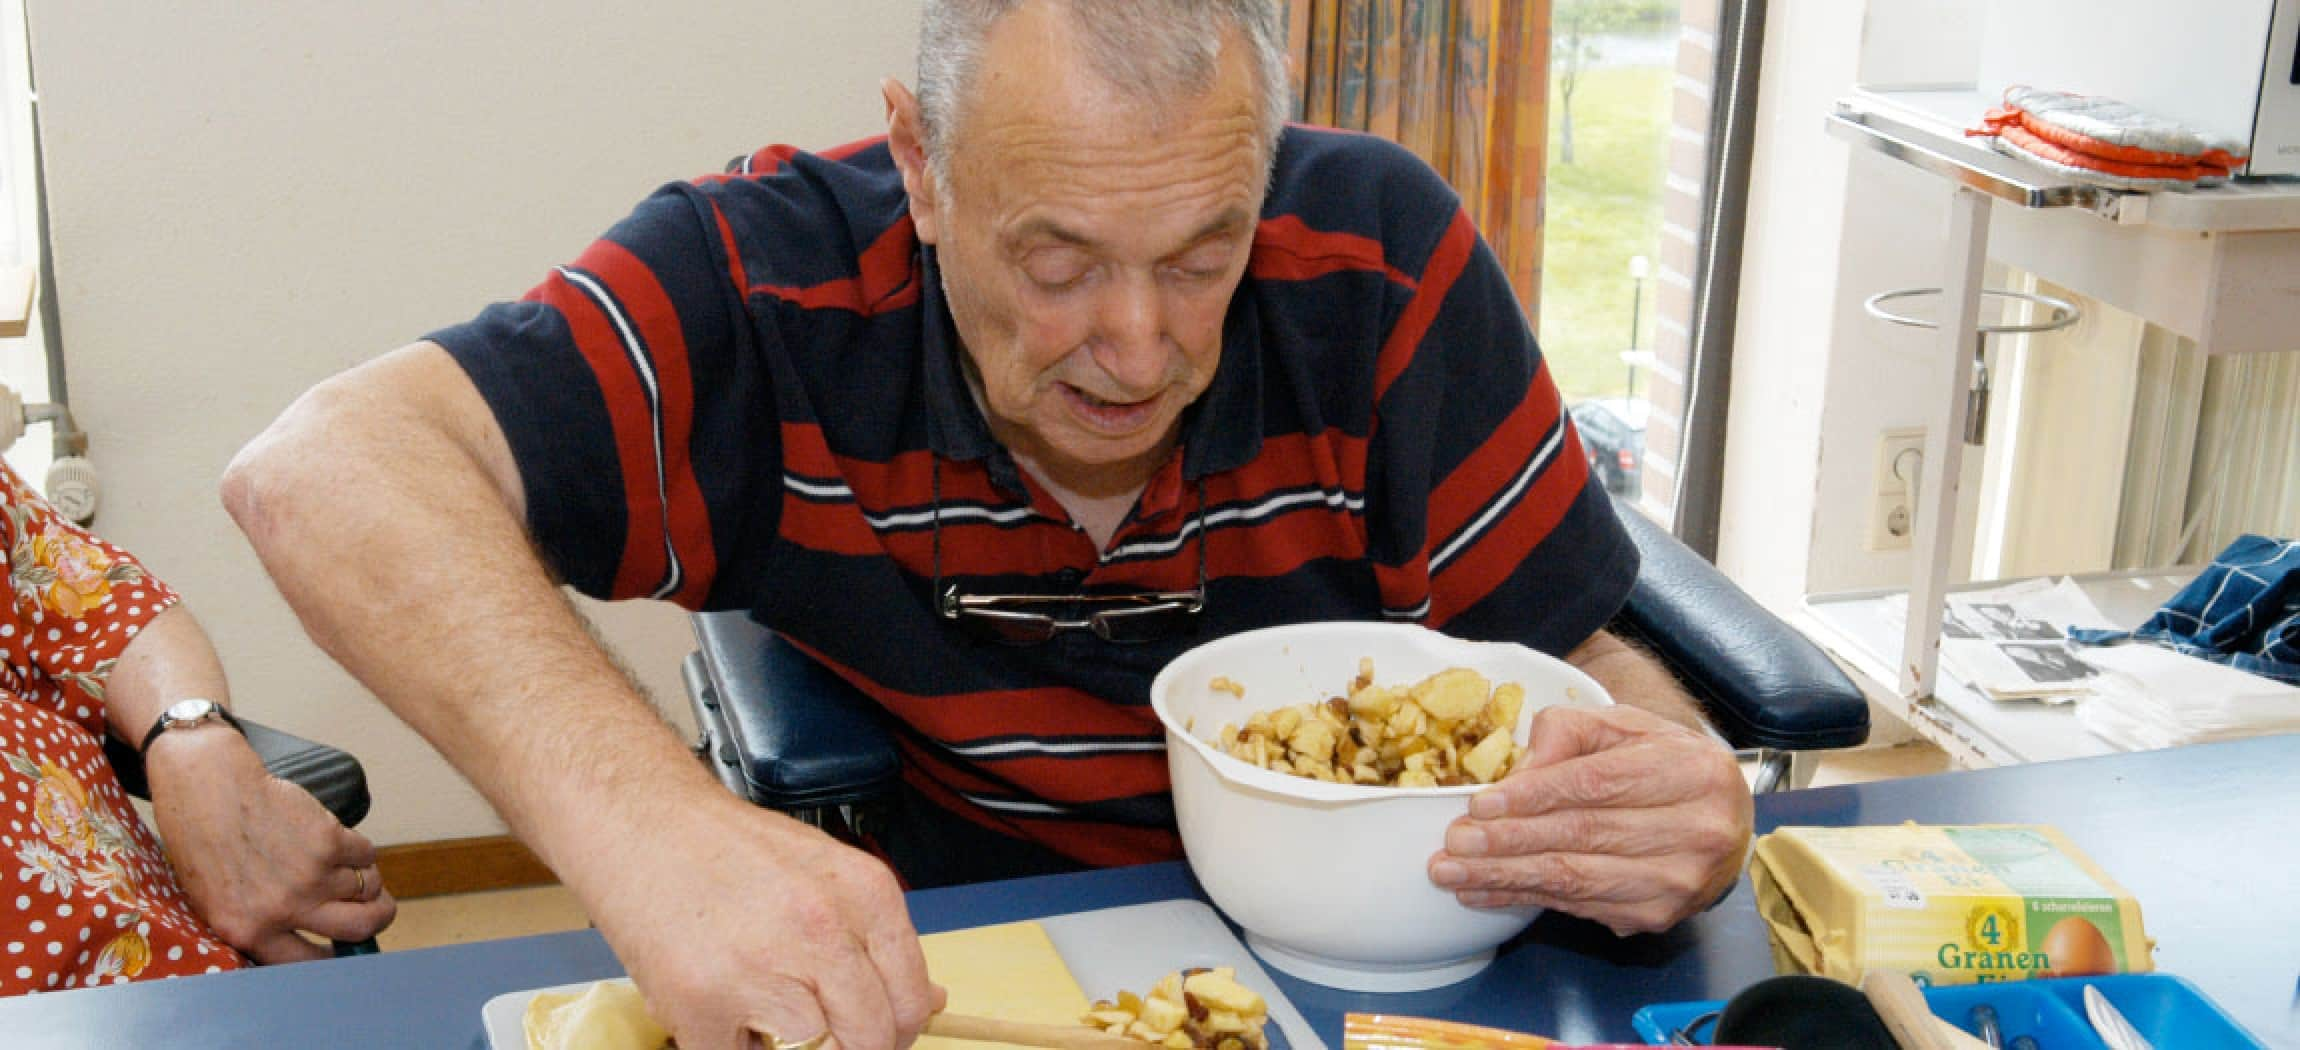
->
xmin=223 ymin=344 xmax=679 ymax=876
xmin=1427 ymin=626 xmax=1753 ymax=935
xmin=223 ymin=344 xmax=939 ymax=1050
xmin=1562 ymin=627 xmax=1709 ymax=734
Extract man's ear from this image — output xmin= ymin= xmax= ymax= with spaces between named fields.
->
xmin=883 ymin=78 xmax=942 ymax=246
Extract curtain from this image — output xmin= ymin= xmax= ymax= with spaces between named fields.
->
xmin=1975 ymin=282 xmax=2300 ymax=576
xmin=1281 ymin=0 xmax=1553 ymax=322
xmin=2136 ymin=348 xmax=2300 ymax=567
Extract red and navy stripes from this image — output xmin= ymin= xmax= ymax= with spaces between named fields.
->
xmin=431 ymin=125 xmax=1635 ymax=872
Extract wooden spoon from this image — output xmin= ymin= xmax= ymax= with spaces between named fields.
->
xmin=926 ymin=1012 xmax=1148 ymax=1050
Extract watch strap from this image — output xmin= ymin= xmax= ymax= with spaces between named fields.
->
xmin=139 ymin=700 xmax=244 ymax=755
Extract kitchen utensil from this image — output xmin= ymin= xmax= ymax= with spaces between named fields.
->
xmin=1862 ymin=971 xmax=1954 ymax=1050
xmin=1150 ymin=622 xmax=1610 ymax=991
xmin=1931 ymin=1018 xmax=1995 ymax=1050
xmin=1341 ymin=1013 xmax=1555 ymax=1050
xmin=1664 ymin=1009 xmax=1718 ymax=1045
xmin=1707 ymin=975 xmax=1900 ymax=1050
xmin=1969 ymin=1004 xmax=2003 ymax=1049
xmin=1037 ymin=900 xmax=1318 ymax=1050
xmin=927 ymin=1013 xmax=1145 ymax=1050
xmin=2086 ymin=983 xmax=2157 ymax=1050
xmin=1633 ymin=973 xmax=2269 ymax=1050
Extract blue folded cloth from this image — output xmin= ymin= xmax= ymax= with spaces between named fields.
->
xmin=2069 ymin=535 xmax=2300 ymax=685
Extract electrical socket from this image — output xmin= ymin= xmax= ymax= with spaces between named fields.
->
xmin=1867 ymin=428 xmax=1926 ymax=551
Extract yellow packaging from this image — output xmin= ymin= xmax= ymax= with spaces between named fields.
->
xmin=1750 ymin=823 xmax=2153 ymax=986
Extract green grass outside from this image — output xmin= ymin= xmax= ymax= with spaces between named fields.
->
xmin=1536 ymin=62 xmax=1672 ymax=402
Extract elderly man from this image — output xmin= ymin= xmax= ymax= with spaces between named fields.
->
xmin=224 ymin=1 xmax=1750 ymax=1048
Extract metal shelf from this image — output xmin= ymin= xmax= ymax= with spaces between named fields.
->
xmin=1825 ymin=102 xmax=2113 ymax=213
xmin=1839 ymin=89 xmax=2300 ymax=231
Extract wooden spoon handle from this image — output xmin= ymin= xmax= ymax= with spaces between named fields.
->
xmin=926 ymin=1012 xmax=1146 ymax=1050
xmin=1930 ymin=1016 xmax=1996 ymax=1050
xmin=1861 ymin=971 xmax=1953 ymax=1050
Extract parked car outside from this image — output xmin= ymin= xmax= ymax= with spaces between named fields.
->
xmin=1568 ymin=398 xmax=1648 ymax=500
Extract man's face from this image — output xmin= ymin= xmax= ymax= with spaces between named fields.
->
xmin=903 ymin=5 xmax=1267 ymax=490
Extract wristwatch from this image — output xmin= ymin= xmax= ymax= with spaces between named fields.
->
xmin=139 ymin=697 xmax=244 ymax=755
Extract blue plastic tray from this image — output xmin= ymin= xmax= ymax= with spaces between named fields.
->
xmin=1628 ymin=973 xmax=2268 ymax=1047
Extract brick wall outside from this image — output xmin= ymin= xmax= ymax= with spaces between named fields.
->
xmin=1638 ymin=0 xmax=1722 ymax=524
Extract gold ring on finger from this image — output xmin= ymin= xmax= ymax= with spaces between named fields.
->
xmin=353 ymin=867 xmax=369 ymax=898
xmin=765 ymin=1033 xmax=829 ymax=1050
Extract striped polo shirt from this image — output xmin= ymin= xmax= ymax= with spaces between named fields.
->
xmin=432 ymin=125 xmax=1638 ymax=872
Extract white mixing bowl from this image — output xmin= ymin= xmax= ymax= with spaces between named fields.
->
xmin=1150 ymin=621 xmax=1612 ymax=992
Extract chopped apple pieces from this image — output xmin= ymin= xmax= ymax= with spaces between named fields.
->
xmin=1083 ymin=967 xmax=1268 ymax=1050
xmin=1214 ymin=662 xmax=1524 ymax=788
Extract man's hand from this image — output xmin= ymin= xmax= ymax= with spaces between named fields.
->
xmin=1427 ymin=704 xmax=1752 ymax=935
xmin=579 ymin=791 xmax=945 ymax=1050
xmin=147 ymin=729 xmax=394 ymax=961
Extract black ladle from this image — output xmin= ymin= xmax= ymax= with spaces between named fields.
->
xmin=1673 ymin=974 xmax=1903 ymax=1049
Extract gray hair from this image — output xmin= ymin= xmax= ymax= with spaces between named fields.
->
xmin=916 ymin=0 xmax=1289 ymax=193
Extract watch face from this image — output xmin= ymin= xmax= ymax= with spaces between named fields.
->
xmin=164 ymin=698 xmax=218 ymax=725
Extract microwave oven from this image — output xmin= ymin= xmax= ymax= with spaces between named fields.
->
xmin=1976 ymin=0 xmax=2300 ymax=177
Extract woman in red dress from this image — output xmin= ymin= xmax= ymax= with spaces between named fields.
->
xmin=1 ymin=461 xmax=394 ymax=995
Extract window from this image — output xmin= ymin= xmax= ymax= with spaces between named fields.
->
xmin=1280 ymin=0 xmax=1755 ymax=542
xmin=1 ymin=0 xmax=55 ymax=485
xmin=1537 ymin=0 xmax=1677 ymax=515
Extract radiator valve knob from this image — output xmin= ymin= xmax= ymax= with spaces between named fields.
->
xmin=44 ymin=456 xmax=100 ymax=524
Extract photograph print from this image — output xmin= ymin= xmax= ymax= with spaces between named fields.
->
xmin=1997 ymin=642 xmax=2099 ymax=684
xmin=1967 ymin=602 xmax=2064 ymax=641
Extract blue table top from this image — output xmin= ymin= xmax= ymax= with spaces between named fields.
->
xmin=3 ymin=735 xmax=2295 ymax=1049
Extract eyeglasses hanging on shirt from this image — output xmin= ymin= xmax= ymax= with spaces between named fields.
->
xmin=929 ymin=460 xmax=1207 ymax=646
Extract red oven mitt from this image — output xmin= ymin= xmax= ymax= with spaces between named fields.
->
xmin=1969 ymin=85 xmax=2249 ymax=190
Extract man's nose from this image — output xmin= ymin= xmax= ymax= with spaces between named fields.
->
xmin=1088 ymin=271 xmax=1171 ymax=392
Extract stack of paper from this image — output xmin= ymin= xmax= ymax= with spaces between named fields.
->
xmin=1884 ymin=576 xmax=2300 ymax=749
xmin=1887 ymin=579 xmax=2121 ymax=703
xmin=2075 ymin=643 xmax=2300 ymax=751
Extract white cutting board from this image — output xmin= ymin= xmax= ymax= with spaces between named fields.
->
xmin=481 ymin=899 xmax=1323 ymax=1050
xmin=1041 ymin=900 xmax=1321 ymax=1050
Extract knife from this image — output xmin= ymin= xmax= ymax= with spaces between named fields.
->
xmin=2083 ymin=984 xmax=2155 ymax=1050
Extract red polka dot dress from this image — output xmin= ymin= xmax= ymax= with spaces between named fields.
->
xmin=0 ymin=464 xmax=246 ymax=995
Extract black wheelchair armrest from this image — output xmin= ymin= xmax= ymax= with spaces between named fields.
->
xmin=1609 ymin=500 xmax=1870 ymax=752
xmin=690 ymin=611 xmax=902 ymax=812
xmin=104 ymin=715 xmax=378 ymax=957
xmin=104 ymin=717 xmax=372 ymax=827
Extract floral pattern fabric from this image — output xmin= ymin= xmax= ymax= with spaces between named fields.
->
xmin=0 ymin=462 xmax=244 ymax=996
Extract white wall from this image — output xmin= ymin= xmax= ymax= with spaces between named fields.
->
xmin=1720 ymin=0 xmax=1994 ymax=613
xmin=1714 ymin=0 xmax=1863 ymax=612
xmin=1976 ymin=0 xmax=2276 ymax=147
xmin=1858 ymin=0 xmax=1981 ymax=91
xmin=29 ymin=1 xmax=920 ymax=846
